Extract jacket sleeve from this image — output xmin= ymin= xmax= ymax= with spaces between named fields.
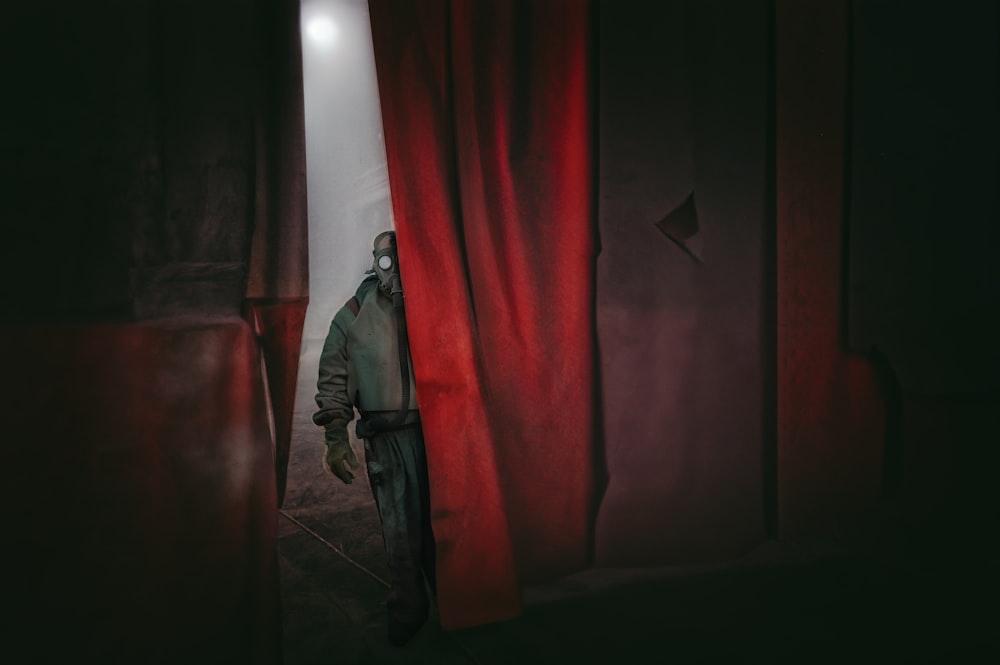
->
xmin=313 ymin=305 xmax=355 ymax=429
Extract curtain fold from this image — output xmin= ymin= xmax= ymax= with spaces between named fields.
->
xmin=1 ymin=321 xmax=281 ymax=663
xmin=369 ymin=0 xmax=597 ymax=628
xmin=245 ymin=0 xmax=310 ymax=508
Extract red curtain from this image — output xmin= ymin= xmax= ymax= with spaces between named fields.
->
xmin=1 ymin=322 xmax=281 ymax=662
xmin=369 ymin=0 xmax=597 ymax=628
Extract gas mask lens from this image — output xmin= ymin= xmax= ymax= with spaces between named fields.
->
xmin=373 ymin=248 xmax=400 ymax=297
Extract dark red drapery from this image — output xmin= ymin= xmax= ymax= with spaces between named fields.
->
xmin=1 ymin=321 xmax=281 ymax=662
xmin=369 ymin=0 xmax=597 ymax=628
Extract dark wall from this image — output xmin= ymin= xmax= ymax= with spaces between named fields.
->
xmin=774 ymin=0 xmax=886 ymax=543
xmin=0 ymin=2 xmax=304 ymax=660
xmin=595 ymin=0 xmax=769 ymax=564
xmin=2 ymin=1 xmax=996 ymax=642
xmin=846 ymin=0 xmax=999 ymax=551
xmin=0 ymin=0 xmax=293 ymax=322
xmin=848 ymin=0 xmax=999 ymax=395
xmin=596 ymin=0 xmax=998 ymax=563
xmin=774 ymin=0 xmax=997 ymax=552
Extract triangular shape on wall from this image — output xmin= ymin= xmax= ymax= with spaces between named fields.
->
xmin=656 ymin=191 xmax=704 ymax=264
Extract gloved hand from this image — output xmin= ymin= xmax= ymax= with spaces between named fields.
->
xmin=322 ymin=424 xmax=360 ymax=484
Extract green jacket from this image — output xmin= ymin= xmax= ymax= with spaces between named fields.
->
xmin=313 ymin=276 xmax=418 ymax=429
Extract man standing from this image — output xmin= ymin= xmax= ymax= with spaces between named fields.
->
xmin=313 ymin=231 xmax=436 ymax=646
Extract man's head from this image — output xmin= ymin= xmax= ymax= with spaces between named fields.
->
xmin=371 ymin=230 xmax=401 ymax=297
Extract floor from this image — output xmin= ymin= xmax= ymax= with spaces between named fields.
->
xmin=278 ymin=342 xmax=996 ymax=665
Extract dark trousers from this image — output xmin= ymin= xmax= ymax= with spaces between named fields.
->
xmin=362 ymin=425 xmax=436 ymax=623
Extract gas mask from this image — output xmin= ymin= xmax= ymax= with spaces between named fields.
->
xmin=356 ymin=230 xmax=411 ymax=438
xmin=370 ymin=231 xmax=403 ymax=301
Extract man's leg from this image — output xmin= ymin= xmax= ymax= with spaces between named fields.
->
xmin=363 ymin=428 xmax=434 ymax=644
xmin=415 ymin=428 xmax=437 ymax=596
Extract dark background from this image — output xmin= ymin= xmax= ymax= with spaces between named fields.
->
xmin=1 ymin=0 xmax=996 ymax=661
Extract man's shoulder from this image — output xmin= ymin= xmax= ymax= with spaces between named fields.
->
xmin=354 ymin=275 xmax=378 ymax=303
xmin=354 ymin=274 xmax=380 ymax=301
xmin=340 ymin=275 xmax=379 ymax=318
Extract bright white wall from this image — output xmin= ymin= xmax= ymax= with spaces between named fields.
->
xmin=288 ymin=0 xmax=392 ymax=506
xmin=300 ymin=0 xmax=393 ymax=345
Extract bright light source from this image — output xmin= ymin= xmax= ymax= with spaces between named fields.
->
xmin=307 ymin=16 xmax=338 ymax=48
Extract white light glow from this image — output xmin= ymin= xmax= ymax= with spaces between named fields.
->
xmin=307 ymin=16 xmax=338 ymax=48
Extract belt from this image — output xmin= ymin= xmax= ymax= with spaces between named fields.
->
xmin=355 ymin=409 xmax=421 ymax=439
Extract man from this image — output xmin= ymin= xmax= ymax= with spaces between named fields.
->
xmin=313 ymin=230 xmax=436 ymax=647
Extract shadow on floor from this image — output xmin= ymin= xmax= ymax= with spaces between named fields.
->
xmin=280 ymin=514 xmax=994 ymax=665
xmin=280 ymin=341 xmax=995 ymax=664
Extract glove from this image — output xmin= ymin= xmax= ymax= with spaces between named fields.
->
xmin=323 ymin=424 xmax=360 ymax=484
